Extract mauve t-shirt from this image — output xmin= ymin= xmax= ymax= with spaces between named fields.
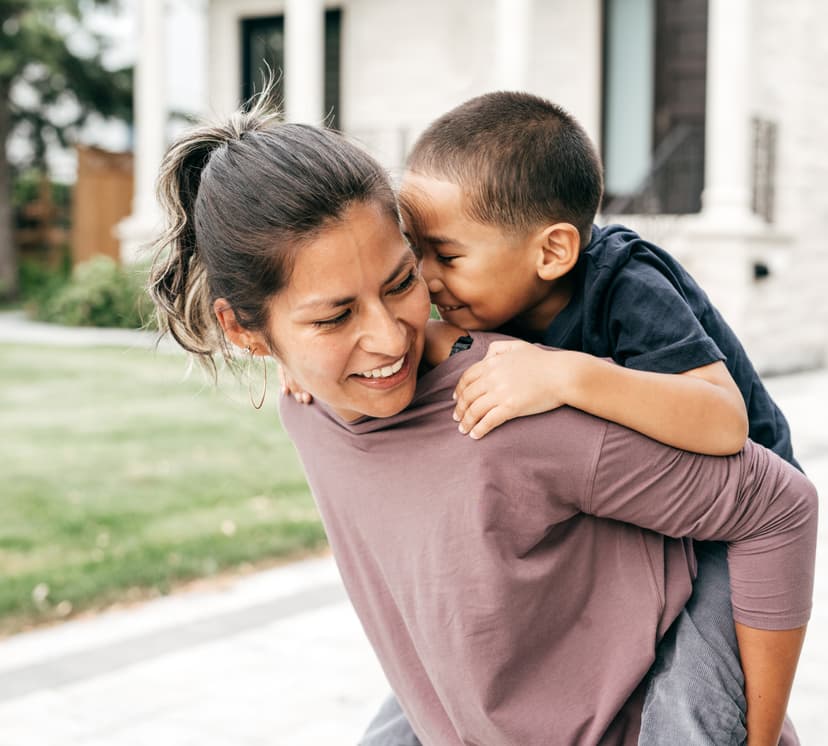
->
xmin=279 ymin=332 xmax=817 ymax=745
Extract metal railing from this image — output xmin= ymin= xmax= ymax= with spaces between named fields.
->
xmin=604 ymin=117 xmax=778 ymax=223
xmin=751 ymin=117 xmax=777 ymax=224
xmin=602 ymin=124 xmax=705 ymax=216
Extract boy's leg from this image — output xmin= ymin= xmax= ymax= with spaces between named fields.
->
xmin=359 ymin=692 xmax=422 ymax=746
xmin=638 ymin=541 xmax=747 ymax=746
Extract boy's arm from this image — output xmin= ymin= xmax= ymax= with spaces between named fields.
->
xmin=736 ymin=623 xmax=806 ymax=746
xmin=586 ymin=428 xmax=817 ymax=746
xmin=423 ymin=318 xmax=469 ymax=367
xmin=453 ymin=339 xmax=748 ymax=454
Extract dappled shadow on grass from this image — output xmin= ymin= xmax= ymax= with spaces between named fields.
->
xmin=0 ymin=344 xmax=330 ymax=635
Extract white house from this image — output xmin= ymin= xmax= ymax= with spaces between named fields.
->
xmin=121 ymin=0 xmax=828 ymax=374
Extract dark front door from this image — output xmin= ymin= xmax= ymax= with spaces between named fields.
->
xmin=652 ymin=0 xmax=708 ymax=213
xmin=241 ymin=9 xmax=342 ymax=129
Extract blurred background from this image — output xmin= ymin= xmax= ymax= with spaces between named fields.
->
xmin=0 ymin=0 xmax=825 ymax=743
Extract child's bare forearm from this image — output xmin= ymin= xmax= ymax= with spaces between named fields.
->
xmin=561 ymin=352 xmax=748 ymax=455
xmin=735 ymin=623 xmax=806 ymax=746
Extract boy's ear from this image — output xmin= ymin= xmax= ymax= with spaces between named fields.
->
xmin=534 ymin=223 xmax=580 ymax=281
xmin=214 ymin=299 xmax=267 ymax=355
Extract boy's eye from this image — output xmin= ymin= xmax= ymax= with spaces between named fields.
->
xmin=313 ymin=309 xmax=351 ymax=328
xmin=388 ymin=269 xmax=418 ymax=295
xmin=436 ymin=254 xmax=458 ymax=265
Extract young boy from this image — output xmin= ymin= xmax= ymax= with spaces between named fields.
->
xmin=358 ymin=92 xmax=803 ymax=745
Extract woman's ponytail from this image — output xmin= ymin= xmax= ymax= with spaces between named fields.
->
xmin=148 ymin=130 xmax=220 ymax=361
xmin=148 ymin=94 xmax=283 ymax=370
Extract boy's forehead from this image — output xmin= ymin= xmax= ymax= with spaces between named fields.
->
xmin=399 ymin=172 xmax=466 ymax=227
xmin=401 ymin=172 xmax=462 ymax=203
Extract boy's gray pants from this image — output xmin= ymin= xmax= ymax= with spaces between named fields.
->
xmin=359 ymin=542 xmax=748 ymax=746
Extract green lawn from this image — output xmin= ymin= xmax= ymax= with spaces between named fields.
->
xmin=0 ymin=344 xmax=326 ymax=635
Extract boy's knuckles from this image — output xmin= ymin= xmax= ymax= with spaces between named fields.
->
xmin=464 ymin=401 xmax=486 ymax=422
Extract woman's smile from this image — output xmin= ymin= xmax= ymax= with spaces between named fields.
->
xmin=350 ymin=351 xmax=414 ymax=389
xmin=354 ymin=353 xmax=405 ymax=379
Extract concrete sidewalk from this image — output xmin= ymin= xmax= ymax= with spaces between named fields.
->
xmin=0 ymin=310 xmax=178 ymax=352
xmin=1 ymin=315 xmax=826 ymax=744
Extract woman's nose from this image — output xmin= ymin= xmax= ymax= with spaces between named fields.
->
xmin=360 ymin=303 xmax=407 ymax=355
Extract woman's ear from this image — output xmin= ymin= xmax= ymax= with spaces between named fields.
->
xmin=534 ymin=223 xmax=580 ymax=281
xmin=214 ymin=299 xmax=264 ymax=354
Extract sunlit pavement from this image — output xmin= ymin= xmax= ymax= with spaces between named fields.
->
xmin=1 ymin=313 xmax=826 ymax=744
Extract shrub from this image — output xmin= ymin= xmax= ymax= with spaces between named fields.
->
xmin=18 ymin=255 xmax=71 ymax=306
xmin=31 ymin=256 xmax=156 ymax=329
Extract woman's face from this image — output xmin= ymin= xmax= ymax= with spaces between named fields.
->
xmin=267 ymin=200 xmax=431 ymax=421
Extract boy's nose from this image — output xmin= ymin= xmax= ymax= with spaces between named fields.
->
xmin=421 ymin=253 xmax=439 ymax=282
xmin=427 ymin=276 xmax=445 ymax=295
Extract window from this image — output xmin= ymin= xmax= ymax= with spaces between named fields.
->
xmin=602 ymin=0 xmax=708 ymax=214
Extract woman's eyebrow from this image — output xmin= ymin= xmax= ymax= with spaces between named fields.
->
xmin=295 ymin=255 xmax=414 ymax=312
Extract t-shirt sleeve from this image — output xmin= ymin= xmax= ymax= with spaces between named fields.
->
xmin=583 ymin=422 xmax=818 ymax=630
xmin=603 ymin=260 xmax=725 ymax=373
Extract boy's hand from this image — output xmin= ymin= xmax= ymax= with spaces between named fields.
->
xmin=453 ymin=340 xmax=567 ymax=439
xmin=278 ymin=365 xmax=313 ymax=404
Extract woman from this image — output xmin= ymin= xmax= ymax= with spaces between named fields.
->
xmin=148 ymin=97 xmax=816 ymax=745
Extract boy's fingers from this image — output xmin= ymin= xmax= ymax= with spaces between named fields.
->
xmin=468 ymin=406 xmax=511 ymax=440
xmin=454 ymin=360 xmax=486 ymax=400
xmin=458 ymin=395 xmax=495 ymax=435
xmin=453 ymin=376 xmax=493 ymax=421
xmin=277 ymin=365 xmax=312 ymax=402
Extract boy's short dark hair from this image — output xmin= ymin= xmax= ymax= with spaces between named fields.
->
xmin=406 ymin=91 xmax=604 ymax=248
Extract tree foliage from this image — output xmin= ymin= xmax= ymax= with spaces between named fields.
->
xmin=0 ymin=0 xmax=132 ymax=298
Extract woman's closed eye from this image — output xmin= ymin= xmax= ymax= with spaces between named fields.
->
xmin=312 ymin=268 xmax=418 ymax=327
xmin=388 ymin=269 xmax=418 ymax=295
xmin=313 ymin=309 xmax=351 ymax=328
xmin=435 ymin=253 xmax=458 ymax=265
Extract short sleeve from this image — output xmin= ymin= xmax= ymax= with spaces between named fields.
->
xmin=603 ymin=260 xmax=725 ymax=373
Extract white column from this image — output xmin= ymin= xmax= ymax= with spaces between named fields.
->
xmin=284 ymin=0 xmax=325 ymax=124
xmin=493 ymin=0 xmax=532 ymax=90
xmin=687 ymin=0 xmax=760 ymax=341
xmin=701 ymin=0 xmax=754 ymax=223
xmin=118 ymin=0 xmax=166 ymax=263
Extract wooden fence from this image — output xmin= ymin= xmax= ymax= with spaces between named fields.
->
xmin=70 ymin=145 xmax=134 ymax=264
xmin=14 ymin=146 xmax=134 ymax=269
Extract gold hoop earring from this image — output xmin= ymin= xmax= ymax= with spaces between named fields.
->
xmin=247 ymin=346 xmax=267 ymax=410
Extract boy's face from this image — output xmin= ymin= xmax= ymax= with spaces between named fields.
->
xmin=399 ymin=173 xmax=549 ymax=331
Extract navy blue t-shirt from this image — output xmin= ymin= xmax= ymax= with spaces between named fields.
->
xmin=521 ymin=224 xmax=798 ymax=468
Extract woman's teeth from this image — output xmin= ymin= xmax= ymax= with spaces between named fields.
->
xmin=355 ymin=355 xmax=406 ymax=379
